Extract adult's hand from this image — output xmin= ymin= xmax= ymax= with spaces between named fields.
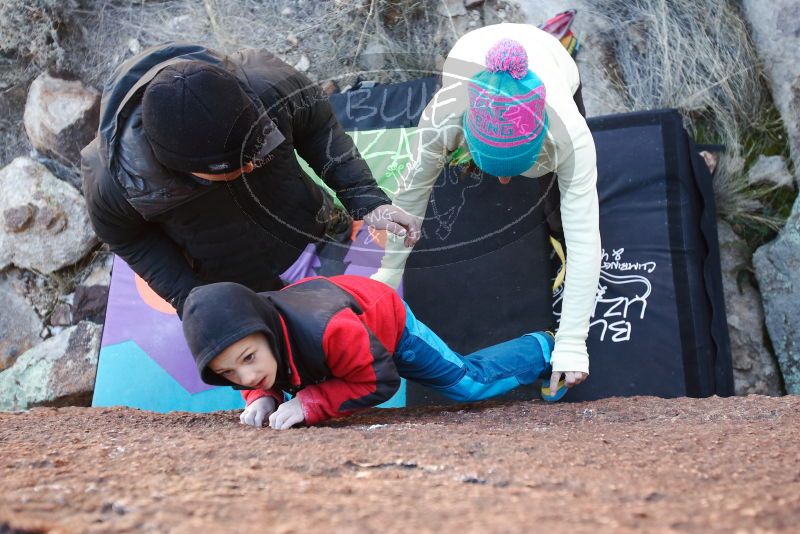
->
xmin=268 ymin=396 xmax=305 ymax=430
xmin=549 ymin=371 xmax=588 ymax=394
xmin=239 ymin=396 xmax=277 ymax=427
xmin=363 ymin=204 xmax=421 ymax=248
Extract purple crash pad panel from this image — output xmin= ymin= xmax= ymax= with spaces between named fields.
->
xmin=99 ymin=222 xmax=397 ymax=396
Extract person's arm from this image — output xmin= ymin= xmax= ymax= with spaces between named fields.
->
xmin=286 ymin=76 xmax=421 ymax=240
xmin=81 ymin=143 xmax=202 ymax=316
xmin=294 ymin=308 xmax=401 ymax=426
xmin=371 ymin=84 xmax=466 ymax=288
xmin=289 ymin=79 xmax=390 ymax=220
xmin=549 ymin=113 xmax=602 ymax=377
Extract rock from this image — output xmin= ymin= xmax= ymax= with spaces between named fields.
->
xmin=359 ymin=39 xmax=388 ymax=72
xmin=717 ymin=220 xmax=783 ymax=395
xmin=3 ymin=204 xmax=36 ymax=233
xmin=0 ymin=157 xmax=98 ymax=273
xmin=469 ymin=8 xmax=481 ymax=22
xmin=81 ymin=255 xmax=113 ymax=287
xmin=518 ymin=0 xmax=628 ymax=117
xmin=746 ymin=155 xmax=795 ymax=189
xmin=753 ymin=196 xmax=800 ymax=394
xmin=23 ymin=72 xmax=100 ymax=167
xmin=127 ymin=38 xmax=141 ymax=55
xmin=38 ymin=205 xmax=67 ymax=234
xmin=454 ymin=13 xmax=471 ymax=36
xmin=381 ymin=2 xmax=410 ymax=26
xmin=319 ymin=80 xmax=339 ymax=96
xmin=294 ymin=54 xmax=310 ymax=73
xmin=281 ymin=7 xmax=294 ymax=17
xmin=12 ymin=268 xmax=57 ymax=318
xmin=50 ymin=326 xmax=66 ymax=337
xmin=742 ymin=1 xmax=800 ymax=186
xmin=438 ymin=0 xmax=468 ymax=17
xmin=49 ymin=301 xmax=72 ymax=327
xmin=30 ymin=152 xmax=83 ymax=190
xmin=72 ymin=285 xmax=109 ymax=324
xmin=287 ymin=33 xmax=299 ymax=48
xmin=0 ymin=278 xmax=41 ymax=371
xmin=464 ymin=0 xmax=485 ymax=8
xmin=434 ymin=11 xmax=472 ymax=45
xmin=166 ymin=15 xmax=193 ymax=33
xmin=0 ymin=321 xmax=101 ymax=411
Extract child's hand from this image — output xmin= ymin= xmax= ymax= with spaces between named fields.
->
xmin=268 ymin=396 xmax=305 ymax=430
xmin=240 ymin=396 xmax=278 ymax=427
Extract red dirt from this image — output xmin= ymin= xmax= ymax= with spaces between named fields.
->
xmin=1 ymin=395 xmax=799 ymax=533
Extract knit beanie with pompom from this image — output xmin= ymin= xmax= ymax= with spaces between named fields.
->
xmin=463 ymin=38 xmax=549 ymax=177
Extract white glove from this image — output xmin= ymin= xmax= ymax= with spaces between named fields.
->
xmin=363 ymin=204 xmax=421 ymax=248
xmin=268 ymin=396 xmax=305 ymax=430
xmin=239 ymin=396 xmax=278 ymax=427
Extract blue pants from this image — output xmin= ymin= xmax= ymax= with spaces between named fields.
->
xmin=393 ymin=303 xmax=554 ymax=402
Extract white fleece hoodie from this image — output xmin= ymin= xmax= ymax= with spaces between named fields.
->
xmin=371 ymin=23 xmax=601 ymax=374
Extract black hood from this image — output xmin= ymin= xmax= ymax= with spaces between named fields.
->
xmin=181 ymin=282 xmax=289 ymax=388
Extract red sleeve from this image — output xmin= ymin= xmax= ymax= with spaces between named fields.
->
xmin=297 ymin=308 xmax=400 ymax=425
xmin=241 ymin=388 xmax=283 ymax=407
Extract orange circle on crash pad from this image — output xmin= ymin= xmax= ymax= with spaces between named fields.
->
xmin=351 ymin=220 xmax=388 ymax=249
xmin=134 ymin=274 xmax=177 ymax=315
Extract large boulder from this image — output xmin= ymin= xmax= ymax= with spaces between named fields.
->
xmin=0 ymin=321 xmax=101 ymax=411
xmin=23 ymin=72 xmax=100 ymax=167
xmin=0 ymin=278 xmax=41 ymax=372
xmin=717 ymin=220 xmax=783 ymax=395
xmin=742 ymin=1 xmax=800 ymax=185
xmin=518 ymin=0 xmax=628 ymax=117
xmin=746 ymin=155 xmax=795 ymax=189
xmin=0 ymin=157 xmax=98 ymax=273
xmin=753 ymin=197 xmax=800 ymax=394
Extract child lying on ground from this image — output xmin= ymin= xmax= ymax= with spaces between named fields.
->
xmin=182 ymin=275 xmax=562 ymax=430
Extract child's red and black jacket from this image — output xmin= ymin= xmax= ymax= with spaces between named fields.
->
xmin=182 ymin=275 xmax=407 ymax=425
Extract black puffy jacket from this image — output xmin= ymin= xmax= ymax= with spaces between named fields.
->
xmin=81 ymin=43 xmax=390 ymax=315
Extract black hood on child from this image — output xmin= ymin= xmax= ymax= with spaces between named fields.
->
xmin=181 ymin=282 xmax=289 ymax=388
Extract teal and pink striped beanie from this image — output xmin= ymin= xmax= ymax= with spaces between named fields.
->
xmin=463 ymin=39 xmax=548 ymax=177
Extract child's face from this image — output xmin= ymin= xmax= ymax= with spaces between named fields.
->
xmin=208 ymin=332 xmax=278 ymax=389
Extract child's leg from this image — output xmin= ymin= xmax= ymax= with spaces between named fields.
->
xmin=393 ymin=303 xmax=554 ymax=403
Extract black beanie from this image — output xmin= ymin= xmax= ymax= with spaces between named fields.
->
xmin=142 ymin=61 xmax=270 ymax=174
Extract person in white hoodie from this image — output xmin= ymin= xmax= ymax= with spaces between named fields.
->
xmin=372 ymin=23 xmax=601 ymax=395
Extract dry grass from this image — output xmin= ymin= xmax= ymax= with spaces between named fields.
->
xmin=0 ymin=0 xmax=79 ymax=166
xmin=2 ymin=0 xmax=481 ymax=166
xmin=0 ymin=0 xmax=76 ymax=74
xmin=63 ymin=0 xmax=508 ymax=88
xmin=594 ymin=0 xmax=791 ymax=234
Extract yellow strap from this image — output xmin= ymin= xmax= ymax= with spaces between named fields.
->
xmin=550 ymin=235 xmax=566 ymax=292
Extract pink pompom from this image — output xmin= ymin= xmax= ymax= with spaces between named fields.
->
xmin=485 ymin=39 xmax=528 ymax=80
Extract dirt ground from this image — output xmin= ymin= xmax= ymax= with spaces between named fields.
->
xmin=1 ymin=395 xmax=798 ymax=534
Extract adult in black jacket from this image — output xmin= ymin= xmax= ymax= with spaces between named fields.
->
xmin=81 ymin=43 xmax=419 ymax=316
